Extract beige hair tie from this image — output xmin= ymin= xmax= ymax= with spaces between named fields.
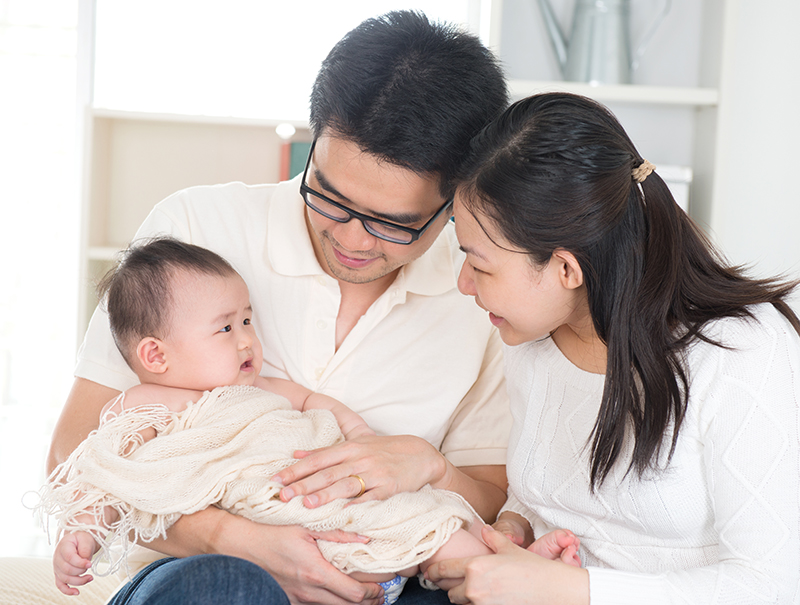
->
xmin=632 ymin=159 xmax=656 ymax=183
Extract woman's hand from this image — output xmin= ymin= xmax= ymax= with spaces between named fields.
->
xmin=425 ymin=526 xmax=589 ymax=605
xmin=271 ymin=434 xmax=448 ymax=507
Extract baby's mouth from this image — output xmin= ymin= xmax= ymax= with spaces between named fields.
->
xmin=241 ymin=359 xmax=253 ymax=371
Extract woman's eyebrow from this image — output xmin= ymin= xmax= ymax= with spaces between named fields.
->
xmin=459 ymin=244 xmax=489 ymax=261
xmin=313 ymin=166 xmax=426 ymax=225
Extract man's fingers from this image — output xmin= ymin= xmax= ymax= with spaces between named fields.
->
xmin=311 ymin=529 xmax=370 ymax=544
xmin=300 ymin=570 xmax=383 ymax=605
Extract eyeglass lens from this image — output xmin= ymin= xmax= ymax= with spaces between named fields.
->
xmin=303 ymin=191 xmax=416 ymax=244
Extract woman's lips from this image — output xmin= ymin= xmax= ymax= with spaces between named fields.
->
xmin=488 ymin=312 xmax=504 ymax=326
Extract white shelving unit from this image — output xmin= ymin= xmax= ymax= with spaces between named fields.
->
xmin=81 ymin=0 xmax=759 ymax=329
xmin=507 ymin=80 xmax=719 ymax=107
xmin=489 ymin=0 xmax=728 ymax=232
xmin=78 ymin=108 xmax=310 ymax=331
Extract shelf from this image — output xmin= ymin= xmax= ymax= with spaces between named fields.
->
xmin=87 ymin=246 xmax=121 ymax=261
xmin=508 ymin=80 xmax=719 ymax=107
xmin=91 ymin=107 xmax=310 ymax=129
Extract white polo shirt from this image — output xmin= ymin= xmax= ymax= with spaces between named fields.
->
xmin=76 ymin=176 xmax=510 ymax=466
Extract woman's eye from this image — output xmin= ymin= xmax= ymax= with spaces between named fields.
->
xmin=220 ymin=325 xmax=232 ymax=333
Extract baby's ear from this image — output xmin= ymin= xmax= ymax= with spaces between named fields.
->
xmin=136 ymin=337 xmax=168 ymax=374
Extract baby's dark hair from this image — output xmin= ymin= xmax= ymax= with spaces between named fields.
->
xmin=97 ymin=237 xmax=238 ymax=367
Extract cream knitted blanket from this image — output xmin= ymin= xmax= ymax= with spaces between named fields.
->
xmin=37 ymin=385 xmax=475 ymax=576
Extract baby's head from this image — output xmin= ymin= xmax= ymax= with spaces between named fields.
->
xmin=98 ymin=237 xmax=263 ymax=390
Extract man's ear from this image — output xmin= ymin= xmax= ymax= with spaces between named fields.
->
xmin=136 ymin=337 xmax=168 ymax=374
xmin=552 ymin=249 xmax=584 ymax=290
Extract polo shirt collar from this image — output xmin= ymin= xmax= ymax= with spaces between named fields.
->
xmin=267 ymin=174 xmax=458 ymax=296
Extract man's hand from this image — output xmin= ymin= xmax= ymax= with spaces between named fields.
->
xmin=151 ymin=509 xmax=385 ymax=605
xmin=272 ymin=434 xmax=447 ymax=508
xmin=491 ymin=511 xmax=533 ymax=548
xmin=258 ymin=524 xmax=385 ymax=605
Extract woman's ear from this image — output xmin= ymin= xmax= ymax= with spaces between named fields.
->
xmin=552 ymin=249 xmax=584 ymax=290
xmin=136 ymin=337 xmax=168 ymax=374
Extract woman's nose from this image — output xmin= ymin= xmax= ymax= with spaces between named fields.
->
xmin=457 ymin=262 xmax=476 ymax=296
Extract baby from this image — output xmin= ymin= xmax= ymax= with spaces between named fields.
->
xmin=40 ymin=237 xmax=580 ymax=602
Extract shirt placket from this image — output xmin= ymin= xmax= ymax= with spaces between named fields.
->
xmin=303 ymin=274 xmax=340 ymax=390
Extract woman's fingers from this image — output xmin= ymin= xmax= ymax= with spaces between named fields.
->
xmin=425 ymin=556 xmax=468 ymax=584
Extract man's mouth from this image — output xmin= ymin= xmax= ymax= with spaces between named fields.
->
xmin=332 ymin=246 xmax=379 ymax=269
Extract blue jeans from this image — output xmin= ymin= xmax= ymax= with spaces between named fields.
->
xmin=108 ymin=555 xmax=450 ymax=604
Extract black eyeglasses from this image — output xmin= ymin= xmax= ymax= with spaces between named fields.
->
xmin=300 ymin=140 xmax=453 ymax=245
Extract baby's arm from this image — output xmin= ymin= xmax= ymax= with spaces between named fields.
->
xmin=100 ymin=383 xmax=203 ymax=444
xmin=101 ymin=383 xmax=201 ymax=418
xmin=256 ymin=377 xmax=375 ymax=439
xmin=52 ymin=528 xmax=99 ymax=595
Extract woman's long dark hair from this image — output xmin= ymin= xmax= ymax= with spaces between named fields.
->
xmin=459 ymin=93 xmax=800 ymax=489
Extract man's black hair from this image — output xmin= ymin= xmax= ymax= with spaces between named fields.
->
xmin=309 ymin=10 xmax=508 ymax=198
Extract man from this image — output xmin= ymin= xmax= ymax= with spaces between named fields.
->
xmin=49 ymin=11 xmax=510 ymax=605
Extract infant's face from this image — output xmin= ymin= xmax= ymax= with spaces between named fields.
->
xmin=163 ymin=271 xmax=264 ymax=391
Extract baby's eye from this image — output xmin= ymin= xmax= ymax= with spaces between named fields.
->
xmin=220 ymin=325 xmax=232 ymax=333
xmin=243 ymin=318 xmax=251 ymax=326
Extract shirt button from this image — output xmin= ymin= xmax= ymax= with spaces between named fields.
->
xmin=316 ymin=320 xmax=326 ymax=330
xmin=315 ymin=276 xmax=325 ymax=286
xmin=314 ymin=367 xmax=324 ymax=379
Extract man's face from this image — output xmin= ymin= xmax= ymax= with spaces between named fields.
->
xmin=303 ymin=134 xmax=451 ymax=285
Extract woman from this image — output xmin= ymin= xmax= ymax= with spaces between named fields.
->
xmin=427 ymin=93 xmax=800 ymax=604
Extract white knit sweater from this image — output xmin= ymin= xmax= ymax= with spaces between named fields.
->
xmin=499 ymin=304 xmax=800 ymax=604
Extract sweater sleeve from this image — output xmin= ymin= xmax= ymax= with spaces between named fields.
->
xmin=588 ymin=308 xmax=800 ymax=604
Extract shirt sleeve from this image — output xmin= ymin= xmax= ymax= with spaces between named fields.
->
xmin=440 ymin=327 xmax=511 ymax=467
xmin=588 ymin=310 xmax=800 ymax=604
xmin=74 ymin=201 xmax=190 ymax=391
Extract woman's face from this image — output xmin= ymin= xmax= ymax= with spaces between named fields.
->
xmin=454 ymin=197 xmax=586 ymax=346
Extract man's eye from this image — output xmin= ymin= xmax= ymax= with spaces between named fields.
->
xmin=243 ymin=318 xmax=251 ymax=326
xmin=220 ymin=325 xmax=232 ymax=333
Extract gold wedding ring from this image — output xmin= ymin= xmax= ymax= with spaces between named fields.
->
xmin=350 ymin=474 xmax=366 ymax=498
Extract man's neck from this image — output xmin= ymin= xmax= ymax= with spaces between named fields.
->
xmin=334 ymin=269 xmax=399 ymax=350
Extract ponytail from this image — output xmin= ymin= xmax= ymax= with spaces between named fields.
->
xmin=460 ymin=92 xmax=800 ymax=489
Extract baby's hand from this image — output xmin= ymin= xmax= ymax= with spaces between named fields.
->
xmin=53 ymin=531 xmax=97 ymax=596
xmin=528 ymin=528 xmax=581 ymax=567
xmin=491 ymin=517 xmax=528 ymax=547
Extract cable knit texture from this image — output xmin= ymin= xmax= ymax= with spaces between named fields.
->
xmin=37 ymin=386 xmax=475 ymax=577
xmin=500 ymin=304 xmax=800 ymax=604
